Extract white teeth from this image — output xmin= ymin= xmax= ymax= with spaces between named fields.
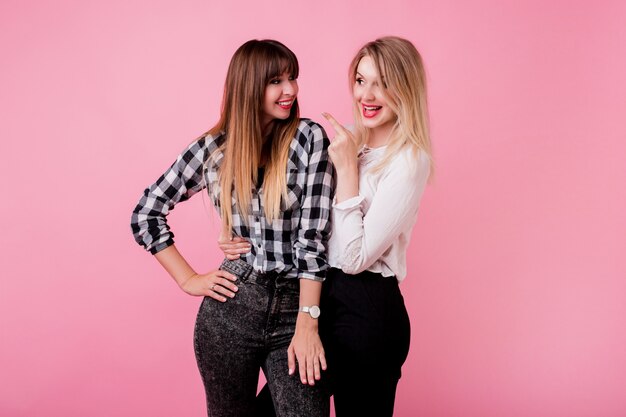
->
xmin=278 ymin=101 xmax=292 ymax=106
xmin=364 ymin=105 xmax=382 ymax=111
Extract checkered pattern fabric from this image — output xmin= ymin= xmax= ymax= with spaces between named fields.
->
xmin=131 ymin=119 xmax=334 ymax=281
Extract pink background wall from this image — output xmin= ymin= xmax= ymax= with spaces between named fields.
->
xmin=1 ymin=1 xmax=625 ymax=416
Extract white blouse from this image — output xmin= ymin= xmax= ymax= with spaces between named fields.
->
xmin=327 ymin=145 xmax=430 ymax=282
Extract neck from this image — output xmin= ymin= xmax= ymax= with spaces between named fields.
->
xmin=367 ymin=121 xmax=394 ymax=148
xmin=262 ymin=118 xmax=273 ymax=137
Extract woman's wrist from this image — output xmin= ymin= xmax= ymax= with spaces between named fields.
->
xmin=179 ymin=272 xmax=198 ymax=290
xmin=295 ymin=313 xmax=319 ymax=331
xmin=335 ymin=160 xmax=358 ymax=176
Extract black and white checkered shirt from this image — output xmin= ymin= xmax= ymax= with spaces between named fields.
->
xmin=131 ymin=119 xmax=334 ymax=281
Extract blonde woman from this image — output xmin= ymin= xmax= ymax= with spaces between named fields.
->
xmin=131 ymin=40 xmax=333 ymax=417
xmin=221 ymin=36 xmax=432 ymax=416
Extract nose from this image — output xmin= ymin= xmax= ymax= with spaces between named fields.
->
xmin=283 ymin=80 xmax=297 ymax=96
xmin=362 ymin=84 xmax=375 ymax=101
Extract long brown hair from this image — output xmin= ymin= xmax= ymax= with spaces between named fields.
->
xmin=208 ymin=40 xmax=300 ymax=236
xmin=349 ymin=36 xmax=433 ymax=176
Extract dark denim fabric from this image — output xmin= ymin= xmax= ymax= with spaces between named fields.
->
xmin=194 ymin=259 xmax=329 ymax=417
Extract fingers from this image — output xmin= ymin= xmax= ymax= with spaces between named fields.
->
xmin=288 ymin=345 xmax=296 ymax=376
xmin=298 ymin=353 xmax=307 ymax=385
xmin=206 ymin=273 xmax=238 ymax=300
xmin=216 ymin=277 xmax=239 ymax=296
xmin=306 ymin=355 xmax=315 ymax=385
xmin=216 ymin=270 xmax=238 ymax=282
xmin=320 ymin=351 xmax=327 ymax=371
xmin=218 ymin=236 xmax=251 ymax=257
xmin=206 ymin=286 xmax=227 ymax=302
xmin=313 ymin=358 xmax=321 ymax=381
xmin=217 ymin=234 xmax=232 ymax=244
xmin=322 ymin=112 xmax=347 ymax=134
xmin=212 ymin=286 xmax=235 ymax=299
xmin=218 ymin=235 xmax=245 ymax=244
xmin=219 ymin=241 xmax=251 ymax=253
xmin=289 ymin=348 xmax=326 ymax=384
xmin=202 ymin=270 xmax=239 ymax=302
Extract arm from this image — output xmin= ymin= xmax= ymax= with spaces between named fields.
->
xmin=334 ymin=150 xmax=431 ymax=274
xmin=289 ymin=121 xmax=334 ymax=385
xmin=131 ymin=137 xmax=238 ymax=300
xmin=292 ymin=122 xmax=334 ymax=282
xmin=130 ymin=139 xmax=208 ymax=254
xmin=154 ymin=244 xmax=238 ymax=301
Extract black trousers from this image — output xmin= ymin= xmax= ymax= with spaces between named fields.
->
xmin=321 ymin=268 xmax=411 ymax=416
xmin=257 ymin=268 xmax=411 ymax=417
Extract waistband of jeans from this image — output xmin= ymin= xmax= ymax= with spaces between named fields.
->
xmin=220 ymin=258 xmax=286 ymax=287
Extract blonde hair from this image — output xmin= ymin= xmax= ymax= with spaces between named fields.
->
xmin=208 ymin=40 xmax=300 ymax=236
xmin=349 ymin=36 xmax=433 ymax=175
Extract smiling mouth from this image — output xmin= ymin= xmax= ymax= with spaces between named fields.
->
xmin=277 ymin=100 xmax=294 ymax=109
xmin=362 ymin=104 xmax=382 ymax=118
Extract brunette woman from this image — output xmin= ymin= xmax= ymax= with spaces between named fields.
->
xmin=131 ymin=39 xmax=333 ymax=417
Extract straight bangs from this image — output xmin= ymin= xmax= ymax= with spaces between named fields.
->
xmin=261 ymin=40 xmax=299 ymax=81
xmin=266 ymin=56 xmax=299 ymax=81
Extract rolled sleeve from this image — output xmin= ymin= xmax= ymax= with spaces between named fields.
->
xmin=130 ymin=138 xmax=209 ymax=254
xmin=293 ymin=122 xmax=334 ymax=281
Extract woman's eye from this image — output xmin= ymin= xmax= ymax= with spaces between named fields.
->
xmin=356 ymin=78 xmax=364 ymax=85
xmin=270 ymin=79 xmax=280 ymax=85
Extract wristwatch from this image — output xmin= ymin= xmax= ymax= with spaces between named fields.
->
xmin=299 ymin=305 xmax=321 ymax=319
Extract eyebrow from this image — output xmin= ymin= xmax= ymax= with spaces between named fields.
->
xmin=356 ymin=71 xmax=385 ymax=79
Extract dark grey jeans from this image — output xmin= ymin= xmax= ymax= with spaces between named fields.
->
xmin=194 ymin=259 xmax=329 ymax=417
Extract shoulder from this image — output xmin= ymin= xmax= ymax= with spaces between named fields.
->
xmin=294 ymin=118 xmax=329 ymax=150
xmin=384 ymin=146 xmax=431 ymax=183
xmin=196 ymin=130 xmax=225 ymax=151
xmin=187 ymin=131 xmax=225 ymax=163
xmin=287 ymin=119 xmax=331 ymax=169
xmin=296 ymin=118 xmax=327 ymax=136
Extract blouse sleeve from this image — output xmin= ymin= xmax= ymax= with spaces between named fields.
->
xmin=332 ymin=150 xmax=430 ymax=274
xmin=293 ymin=122 xmax=334 ymax=281
xmin=130 ymin=138 xmax=209 ymax=254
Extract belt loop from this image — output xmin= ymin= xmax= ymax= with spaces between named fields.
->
xmin=241 ymin=263 xmax=253 ymax=282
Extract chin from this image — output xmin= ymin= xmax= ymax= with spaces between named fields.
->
xmin=361 ymin=118 xmax=383 ymax=129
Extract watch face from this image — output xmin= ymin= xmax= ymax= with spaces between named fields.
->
xmin=309 ymin=306 xmax=321 ymax=319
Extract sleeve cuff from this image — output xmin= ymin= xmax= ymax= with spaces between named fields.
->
xmin=332 ymin=195 xmax=364 ymax=211
xmin=149 ymin=238 xmax=174 ymax=254
xmin=298 ymin=273 xmax=326 ymax=282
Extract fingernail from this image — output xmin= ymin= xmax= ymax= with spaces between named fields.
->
xmin=289 ymin=369 xmax=294 ymax=375
xmin=233 ymin=286 xmax=238 ymax=291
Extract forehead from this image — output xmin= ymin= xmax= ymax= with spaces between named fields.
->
xmin=356 ymin=55 xmax=382 ymax=79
